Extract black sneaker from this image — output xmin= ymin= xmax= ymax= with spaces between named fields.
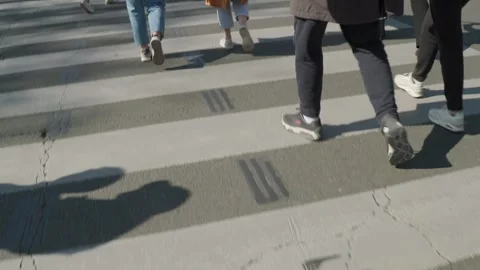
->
xmin=380 ymin=115 xmax=415 ymax=165
xmin=282 ymin=112 xmax=321 ymax=141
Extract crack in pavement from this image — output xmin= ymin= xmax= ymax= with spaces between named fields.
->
xmin=239 ymin=240 xmax=307 ymax=270
xmin=372 ymin=188 xmax=453 ymax=270
xmin=14 ymin=40 xmax=81 ymax=270
xmin=344 ymin=222 xmax=366 ymax=270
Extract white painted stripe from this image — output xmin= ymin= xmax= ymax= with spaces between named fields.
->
xmin=1 ymin=22 xmax=408 ymax=75
xmin=2 ymin=78 xmax=480 ymax=192
xmin=0 ymin=0 xmax=71 ymax=11
xmin=2 ymin=15 xmax=405 ymax=49
xmin=0 ymin=0 xmax=287 ymax=12
xmin=0 ymin=6 xmax=291 ymax=33
xmin=0 ymin=26 xmax=293 ymax=75
xmin=1 ymin=42 xmax=478 ymax=119
xmin=2 ymin=166 xmax=480 ymax=269
xmin=0 ymin=7 xmax=291 ymax=49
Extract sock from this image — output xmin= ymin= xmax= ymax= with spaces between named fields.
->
xmin=302 ymin=114 xmax=318 ymax=124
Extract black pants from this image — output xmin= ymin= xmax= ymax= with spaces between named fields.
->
xmin=410 ymin=0 xmax=429 ymax=48
xmin=412 ymin=0 xmax=466 ymax=111
xmin=294 ymin=18 xmax=398 ymax=123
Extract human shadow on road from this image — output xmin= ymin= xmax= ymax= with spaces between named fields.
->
xmin=0 ymin=167 xmax=190 ymax=255
xmin=317 ymin=87 xmax=480 ymax=169
xmin=320 ymin=87 xmax=480 ymax=138
xmin=396 ymin=122 xmax=479 ymax=170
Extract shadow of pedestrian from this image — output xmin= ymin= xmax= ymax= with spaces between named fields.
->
xmin=397 ymin=115 xmax=480 ymax=169
xmin=0 ymin=167 xmax=190 ymax=255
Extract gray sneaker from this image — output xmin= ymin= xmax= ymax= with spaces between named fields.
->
xmin=380 ymin=115 xmax=415 ymax=165
xmin=282 ymin=112 xmax=321 ymax=141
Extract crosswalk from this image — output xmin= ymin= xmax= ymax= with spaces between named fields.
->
xmin=1 ymin=0 xmax=480 ymax=269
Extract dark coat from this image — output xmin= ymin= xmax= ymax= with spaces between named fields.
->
xmin=290 ymin=0 xmax=404 ymax=25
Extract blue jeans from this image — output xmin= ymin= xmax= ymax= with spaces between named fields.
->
xmin=126 ymin=0 xmax=165 ymax=46
xmin=217 ymin=0 xmax=248 ymax=29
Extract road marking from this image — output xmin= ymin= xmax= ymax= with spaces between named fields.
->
xmin=201 ymin=89 xmax=234 ymax=113
xmin=239 ymin=158 xmax=289 ymax=204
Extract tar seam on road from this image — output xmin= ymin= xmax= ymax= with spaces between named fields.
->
xmin=238 ymin=158 xmax=289 ymax=204
xmin=46 ymin=109 xmax=72 ymax=137
xmin=201 ymin=88 xmax=234 ymax=113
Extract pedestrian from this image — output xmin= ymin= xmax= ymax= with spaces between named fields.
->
xmin=205 ymin=0 xmax=254 ymax=52
xmin=394 ymin=0 xmax=469 ymax=133
xmin=125 ymin=0 xmax=165 ymax=64
xmin=282 ymin=0 xmax=415 ymax=166
xmin=80 ymin=0 xmax=114 ymax=14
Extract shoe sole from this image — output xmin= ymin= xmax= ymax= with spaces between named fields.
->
xmin=150 ymin=39 xmax=165 ymax=65
xmin=80 ymin=2 xmax=94 ymax=13
xmin=384 ymin=127 xmax=415 ymax=165
xmin=282 ymin=118 xmax=321 ymax=141
xmin=239 ymin=28 xmax=254 ymax=53
xmin=394 ymin=77 xmax=423 ymax=98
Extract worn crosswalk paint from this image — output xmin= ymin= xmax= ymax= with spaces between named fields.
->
xmin=1 ymin=0 xmax=480 ymax=269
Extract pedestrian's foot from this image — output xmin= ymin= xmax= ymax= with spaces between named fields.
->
xmin=282 ymin=111 xmax=321 ymax=141
xmin=239 ymin=27 xmax=254 ymax=52
xmin=105 ymin=0 xmax=113 ymax=4
xmin=150 ymin=36 xmax=165 ymax=65
xmin=80 ymin=0 xmax=94 ymax=13
xmin=394 ymin=72 xmax=424 ymax=98
xmin=219 ymin=38 xmax=234 ymax=49
xmin=380 ymin=114 xmax=415 ymax=166
xmin=429 ymin=106 xmax=464 ymax=132
xmin=140 ymin=47 xmax=152 ymax=62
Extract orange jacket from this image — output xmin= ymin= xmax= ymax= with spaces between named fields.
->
xmin=205 ymin=0 xmax=247 ymax=9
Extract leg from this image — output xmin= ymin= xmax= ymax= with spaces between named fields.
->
xmin=282 ymin=17 xmax=326 ymax=141
xmin=410 ymin=0 xmax=429 ymax=49
xmin=232 ymin=0 xmax=254 ymax=52
xmin=341 ymin=22 xmax=414 ymax=165
xmin=145 ymin=0 xmax=166 ymax=65
xmin=217 ymin=4 xmax=235 ymax=49
xmin=394 ymin=7 xmax=437 ymax=98
xmin=427 ymin=0 xmax=465 ymax=132
xmin=412 ymin=9 xmax=437 ymax=82
xmin=80 ymin=0 xmax=95 ymax=13
xmin=126 ymin=0 xmax=151 ymax=62
xmin=341 ymin=22 xmax=398 ymax=123
xmin=430 ymin=0 xmax=464 ymax=112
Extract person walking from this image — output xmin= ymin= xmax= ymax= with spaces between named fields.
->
xmin=282 ymin=0 xmax=415 ymax=166
xmin=125 ymin=0 xmax=166 ymax=64
xmin=394 ymin=0 xmax=469 ymax=133
xmin=205 ymin=0 xmax=254 ymax=52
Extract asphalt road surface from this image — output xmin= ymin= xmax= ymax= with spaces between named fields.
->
xmin=1 ymin=0 xmax=480 ymax=269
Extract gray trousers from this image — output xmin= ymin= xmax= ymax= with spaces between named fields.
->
xmin=294 ymin=17 xmax=398 ymax=123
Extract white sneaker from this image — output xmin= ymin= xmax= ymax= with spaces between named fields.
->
xmin=80 ymin=0 xmax=94 ymax=13
xmin=219 ymin=38 xmax=234 ymax=49
xmin=394 ymin=73 xmax=424 ymax=98
xmin=140 ymin=48 xmax=152 ymax=62
xmin=428 ymin=106 xmax=465 ymax=132
xmin=150 ymin=36 xmax=165 ymax=65
xmin=239 ymin=27 xmax=254 ymax=52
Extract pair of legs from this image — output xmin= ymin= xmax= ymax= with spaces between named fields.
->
xmin=394 ymin=0 xmax=466 ymax=132
xmin=80 ymin=0 xmax=113 ymax=14
xmin=282 ymin=18 xmax=414 ymax=166
xmin=217 ymin=0 xmax=254 ymax=52
xmin=126 ymin=0 xmax=166 ymax=65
